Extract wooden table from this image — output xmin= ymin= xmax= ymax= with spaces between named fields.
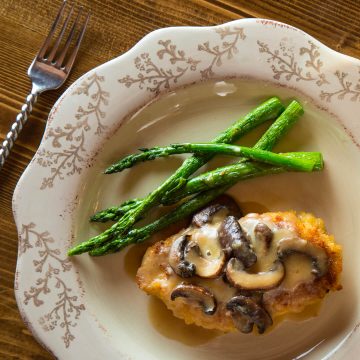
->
xmin=0 ymin=0 xmax=359 ymax=358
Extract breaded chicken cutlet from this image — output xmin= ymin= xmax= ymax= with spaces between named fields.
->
xmin=137 ymin=196 xmax=342 ymax=334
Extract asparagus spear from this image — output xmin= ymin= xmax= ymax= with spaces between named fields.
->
xmin=106 ymin=97 xmax=283 ymax=175
xmin=164 ymin=153 xmax=323 ymax=204
xmin=106 ymin=100 xmax=303 ymax=174
xmin=68 ymin=97 xmax=284 ymax=256
xmin=106 ymin=144 xmax=320 ymax=172
xmin=112 ymin=143 xmax=321 ymax=172
xmin=90 ymin=100 xmax=304 ymax=223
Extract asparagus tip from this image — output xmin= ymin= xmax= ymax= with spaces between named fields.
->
xmin=67 ymin=244 xmax=89 ymax=256
xmin=104 ymin=167 xmax=114 ymax=174
xmin=89 ymin=215 xmax=101 ymax=222
xmin=67 ymin=248 xmax=77 ymax=256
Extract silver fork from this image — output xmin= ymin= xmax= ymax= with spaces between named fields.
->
xmin=0 ymin=1 xmax=90 ymax=170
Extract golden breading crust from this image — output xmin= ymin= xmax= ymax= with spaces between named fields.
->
xmin=136 ymin=211 xmax=342 ymax=332
xmin=261 ymin=212 xmax=342 ymax=315
xmin=137 ymin=235 xmax=237 ymax=332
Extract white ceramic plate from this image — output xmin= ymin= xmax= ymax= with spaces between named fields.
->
xmin=13 ymin=19 xmax=360 ymax=359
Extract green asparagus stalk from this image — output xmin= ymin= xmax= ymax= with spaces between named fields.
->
xmin=106 ymin=100 xmax=303 ymax=174
xmin=86 ymin=101 xmax=308 ymax=256
xmin=116 ymin=143 xmax=321 ymax=172
xmin=106 ymin=144 xmax=320 ymax=173
xmin=164 ymin=153 xmax=323 ymax=204
xmin=68 ymin=97 xmax=284 ymax=256
xmin=90 ymin=100 xmax=304 ymax=223
xmin=251 ymin=100 xmax=302 ymax=151
xmin=106 ymin=97 xmax=284 ymax=175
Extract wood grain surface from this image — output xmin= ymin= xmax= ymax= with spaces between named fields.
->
xmin=0 ymin=0 xmax=359 ymax=358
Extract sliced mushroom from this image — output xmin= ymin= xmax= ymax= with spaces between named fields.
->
xmin=168 ymin=235 xmax=195 ymax=278
xmin=277 ymin=237 xmax=328 ymax=278
xmin=226 ymin=258 xmax=285 ymax=290
xmin=254 ymin=222 xmax=273 ymax=256
xmin=219 ymin=216 xmax=257 ymax=267
xmin=236 ymin=290 xmax=264 ymax=304
xmin=214 ymin=194 xmax=243 ymax=219
xmin=191 ymin=195 xmax=242 ymax=227
xmin=185 ymin=240 xmax=226 ymax=278
xmin=171 ymin=283 xmax=217 ymax=315
xmin=230 ymin=313 xmax=254 ymax=333
xmin=226 ymin=295 xmax=273 ymax=334
xmin=192 ymin=204 xmax=225 ymax=227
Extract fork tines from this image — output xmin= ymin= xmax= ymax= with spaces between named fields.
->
xmin=37 ymin=0 xmax=90 ymax=72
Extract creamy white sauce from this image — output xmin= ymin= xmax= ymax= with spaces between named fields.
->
xmin=191 ymin=225 xmax=221 ymax=259
xmin=280 ymin=254 xmax=315 ymax=289
xmin=168 ymin=214 xmax=323 ymax=308
xmin=196 ymin=277 xmax=237 ymax=303
xmin=240 ymin=217 xmax=315 ymax=287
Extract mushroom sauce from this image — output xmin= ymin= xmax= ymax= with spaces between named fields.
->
xmin=239 ymin=215 xmax=316 ymax=288
xmin=137 ymin=197 xmax=341 ymax=335
xmin=165 ymin=206 xmax=334 ymax=333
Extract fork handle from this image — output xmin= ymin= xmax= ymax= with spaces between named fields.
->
xmin=0 ymin=88 xmax=39 ymax=170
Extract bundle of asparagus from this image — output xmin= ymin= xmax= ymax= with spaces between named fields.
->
xmin=68 ymin=98 xmax=323 ymax=257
